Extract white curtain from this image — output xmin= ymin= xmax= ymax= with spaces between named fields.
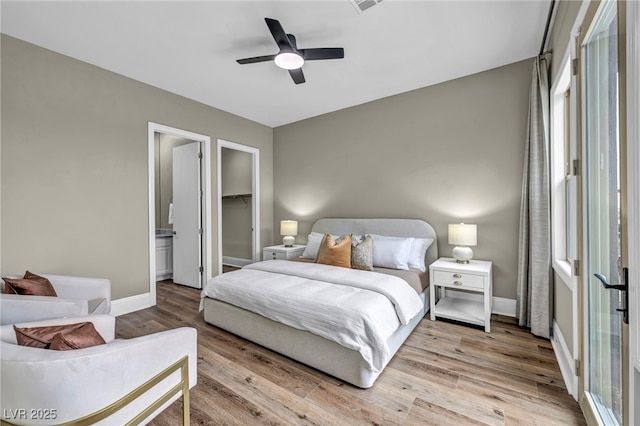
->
xmin=516 ymin=56 xmax=552 ymax=339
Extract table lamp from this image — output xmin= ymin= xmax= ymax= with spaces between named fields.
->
xmin=280 ymin=220 xmax=298 ymax=247
xmin=448 ymin=223 xmax=477 ymax=264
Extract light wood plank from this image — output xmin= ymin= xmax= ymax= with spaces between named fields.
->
xmin=406 ymin=397 xmax=502 ymax=426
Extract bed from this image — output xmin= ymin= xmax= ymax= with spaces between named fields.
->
xmin=201 ymin=218 xmax=438 ymax=388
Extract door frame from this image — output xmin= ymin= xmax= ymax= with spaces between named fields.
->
xmin=576 ymin=1 xmax=630 ymax=424
xmin=148 ymin=122 xmax=212 ymax=305
xmin=217 ymin=139 xmax=260 ymax=275
xmin=626 ymin=0 xmax=639 ymax=422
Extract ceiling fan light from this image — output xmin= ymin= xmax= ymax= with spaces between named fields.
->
xmin=274 ymin=52 xmax=304 ymax=70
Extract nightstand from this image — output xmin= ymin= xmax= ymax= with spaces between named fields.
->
xmin=262 ymin=245 xmax=306 ymax=261
xmin=429 ymin=257 xmax=493 ymax=332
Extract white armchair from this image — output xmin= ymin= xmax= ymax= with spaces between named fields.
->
xmin=0 ymin=315 xmax=197 ymax=425
xmin=0 ymin=273 xmax=111 ymax=325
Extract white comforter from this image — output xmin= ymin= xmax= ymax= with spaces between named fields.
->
xmin=201 ymin=260 xmax=424 ymax=372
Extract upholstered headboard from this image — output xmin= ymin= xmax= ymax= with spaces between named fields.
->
xmin=311 ymin=218 xmax=439 ymax=269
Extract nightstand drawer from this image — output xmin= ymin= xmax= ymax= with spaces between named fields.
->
xmin=432 ymin=270 xmax=484 ymax=290
xmin=265 ymin=250 xmax=286 ymax=260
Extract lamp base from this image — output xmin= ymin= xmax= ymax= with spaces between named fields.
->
xmin=282 ymin=235 xmax=295 ymax=247
xmin=452 ymin=246 xmax=473 ymax=264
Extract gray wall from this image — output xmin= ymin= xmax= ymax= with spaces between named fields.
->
xmin=1 ymin=35 xmax=274 ymax=300
xmin=554 ymin=271 xmax=574 ymax=351
xmin=274 ymin=58 xmax=533 ymax=300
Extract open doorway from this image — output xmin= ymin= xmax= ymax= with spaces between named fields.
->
xmin=217 ymin=139 xmax=260 ymax=275
xmin=148 ymin=123 xmax=212 ymax=304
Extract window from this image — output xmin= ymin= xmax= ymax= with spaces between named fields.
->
xmin=564 ymin=88 xmax=572 ymax=261
xmin=551 ymin=56 xmax=577 ymax=282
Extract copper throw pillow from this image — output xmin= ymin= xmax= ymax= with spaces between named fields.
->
xmin=49 ymin=323 xmax=107 ymax=351
xmin=14 ymin=322 xmax=106 ymax=350
xmin=2 ymin=271 xmax=57 ymax=296
xmin=24 ymin=271 xmax=57 ymax=293
xmin=316 ymin=234 xmax=352 ymax=268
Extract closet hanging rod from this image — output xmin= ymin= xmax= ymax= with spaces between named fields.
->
xmin=221 ymin=194 xmax=252 ymax=200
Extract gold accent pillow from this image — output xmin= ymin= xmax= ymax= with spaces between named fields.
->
xmin=316 ymin=234 xmax=352 ymax=268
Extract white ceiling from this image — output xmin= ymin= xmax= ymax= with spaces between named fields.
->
xmin=1 ymin=1 xmax=551 ymax=127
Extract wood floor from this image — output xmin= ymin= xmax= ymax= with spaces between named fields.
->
xmin=116 ymin=280 xmax=586 ymax=425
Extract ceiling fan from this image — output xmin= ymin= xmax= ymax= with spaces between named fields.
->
xmin=236 ymin=18 xmax=345 ymax=85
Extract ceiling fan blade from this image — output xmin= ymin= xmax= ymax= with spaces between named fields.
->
xmin=288 ymin=68 xmax=305 ymax=84
xmin=236 ymin=54 xmax=276 ymax=65
xmin=300 ymin=48 xmax=345 ymax=61
xmin=287 ymin=34 xmax=298 ymax=50
xmin=265 ymin=18 xmax=292 ymax=50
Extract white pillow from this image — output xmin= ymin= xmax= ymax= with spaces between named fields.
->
xmin=407 ymin=238 xmax=434 ymax=272
xmin=301 ymin=232 xmax=325 ymax=259
xmin=370 ymin=234 xmax=414 ymax=270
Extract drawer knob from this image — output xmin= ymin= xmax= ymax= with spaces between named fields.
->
xmin=453 ymin=273 xmax=462 ymax=278
xmin=453 ymin=281 xmax=463 ymax=286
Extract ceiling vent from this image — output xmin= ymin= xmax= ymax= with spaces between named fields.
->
xmin=349 ymin=0 xmax=383 ymax=14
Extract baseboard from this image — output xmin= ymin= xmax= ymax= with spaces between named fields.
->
xmin=446 ymin=290 xmax=516 ymax=317
xmin=156 ymin=273 xmax=173 ymax=281
xmin=552 ymin=320 xmax=578 ymax=400
xmin=110 ymin=293 xmax=152 ymax=316
xmin=223 ymin=256 xmax=253 ymax=268
xmin=491 ymin=296 xmax=516 ymax=317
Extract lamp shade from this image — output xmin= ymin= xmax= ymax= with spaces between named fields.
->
xmin=280 ymin=220 xmax=298 ymax=236
xmin=448 ymin=223 xmax=477 ymax=246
